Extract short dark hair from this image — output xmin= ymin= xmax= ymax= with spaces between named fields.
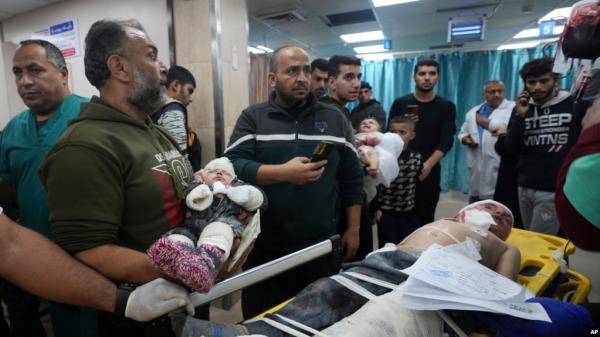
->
xmin=389 ymin=116 xmax=415 ymax=130
xmin=19 ymin=39 xmax=65 ymax=69
xmin=311 ymin=58 xmax=328 ymax=73
xmin=166 ymin=65 xmax=196 ymax=88
xmin=84 ymin=19 xmax=146 ymax=89
xmin=414 ymin=59 xmax=439 ymax=76
xmin=328 ymin=55 xmax=361 ymax=78
xmin=519 ymin=57 xmax=556 ymax=82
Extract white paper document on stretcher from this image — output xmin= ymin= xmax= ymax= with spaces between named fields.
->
xmin=398 ymin=244 xmax=551 ymax=322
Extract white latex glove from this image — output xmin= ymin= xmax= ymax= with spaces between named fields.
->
xmin=197 ymin=221 xmax=234 ymax=260
xmin=226 ymin=185 xmax=264 ymax=211
xmin=125 ymin=278 xmax=194 ymax=322
xmin=186 ymin=184 xmax=213 ymax=211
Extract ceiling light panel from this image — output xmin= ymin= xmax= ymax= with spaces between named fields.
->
xmin=372 ymin=0 xmax=420 ymax=8
xmin=340 ymin=30 xmax=384 ymax=43
xmin=354 ymin=44 xmax=386 ymax=54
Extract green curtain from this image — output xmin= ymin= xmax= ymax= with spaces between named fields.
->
xmin=360 ymin=45 xmax=572 ymax=193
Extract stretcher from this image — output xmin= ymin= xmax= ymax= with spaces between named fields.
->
xmin=188 ymin=229 xmax=591 ymax=336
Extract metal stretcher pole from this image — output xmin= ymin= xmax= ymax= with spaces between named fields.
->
xmin=190 ymin=235 xmax=343 ymax=307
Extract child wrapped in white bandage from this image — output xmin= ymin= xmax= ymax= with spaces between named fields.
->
xmin=147 ymin=157 xmax=266 ymax=292
xmin=355 ymin=117 xmax=404 ymax=202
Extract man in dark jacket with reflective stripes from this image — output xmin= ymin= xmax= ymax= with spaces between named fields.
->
xmin=225 ymin=46 xmax=364 ymax=318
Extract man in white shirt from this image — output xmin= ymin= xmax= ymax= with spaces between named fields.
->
xmin=459 ymin=80 xmax=514 ymax=203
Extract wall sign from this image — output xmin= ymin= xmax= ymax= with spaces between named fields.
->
xmin=31 ymin=19 xmax=81 ymax=58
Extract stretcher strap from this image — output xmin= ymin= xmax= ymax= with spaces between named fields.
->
xmin=343 ymin=271 xmax=399 ymax=290
xmin=273 ymin=314 xmax=332 ymax=337
xmin=436 ymin=310 xmax=468 ymax=337
xmin=261 ymin=317 xmax=310 ymax=337
xmin=330 ymin=275 xmax=377 ymax=300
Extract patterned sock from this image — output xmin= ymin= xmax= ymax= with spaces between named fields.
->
xmin=147 ymin=238 xmax=226 ymax=292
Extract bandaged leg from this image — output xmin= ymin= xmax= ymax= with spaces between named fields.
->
xmin=321 ymin=287 xmax=443 ymax=337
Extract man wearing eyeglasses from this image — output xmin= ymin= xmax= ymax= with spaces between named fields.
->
xmin=458 ymin=80 xmax=514 ymax=203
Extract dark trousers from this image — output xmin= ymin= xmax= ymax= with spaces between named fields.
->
xmin=377 ymin=209 xmax=421 ymax=247
xmin=0 ymin=279 xmax=45 ymax=337
xmin=415 ymin=165 xmax=441 ymax=224
xmin=241 ymin=246 xmax=342 ymax=319
xmin=337 ymin=202 xmax=373 ymax=262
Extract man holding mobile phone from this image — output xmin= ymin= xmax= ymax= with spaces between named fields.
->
xmin=502 ymin=57 xmax=589 ymax=235
xmin=225 ymin=46 xmax=364 ymax=319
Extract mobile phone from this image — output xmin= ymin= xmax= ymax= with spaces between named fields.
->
xmin=407 ymin=104 xmax=420 ymax=116
xmin=310 ymin=141 xmax=334 ymax=162
xmin=519 ymin=90 xmax=530 ymax=107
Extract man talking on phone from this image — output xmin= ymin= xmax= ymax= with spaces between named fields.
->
xmin=501 ymin=57 xmax=589 ymax=235
xmin=225 ymin=46 xmax=364 ymax=319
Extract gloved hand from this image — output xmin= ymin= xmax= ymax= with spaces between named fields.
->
xmin=186 ymin=184 xmax=213 ymax=211
xmin=473 ymin=297 xmax=594 ymax=337
xmin=226 ymin=185 xmax=264 ymax=211
xmin=125 ymin=278 xmax=195 ymax=322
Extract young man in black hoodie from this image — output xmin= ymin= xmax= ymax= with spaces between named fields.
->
xmin=502 ymin=57 xmax=588 ymax=235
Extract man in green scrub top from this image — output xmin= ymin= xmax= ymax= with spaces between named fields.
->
xmin=0 ymin=40 xmax=96 ymax=337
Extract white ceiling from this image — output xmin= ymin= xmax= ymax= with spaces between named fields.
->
xmin=0 ymin=0 xmax=62 ymax=22
xmin=248 ymin=0 xmax=580 ymax=58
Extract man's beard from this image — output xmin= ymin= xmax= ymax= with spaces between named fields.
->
xmin=127 ymin=65 xmax=166 ymax=114
xmin=276 ymin=81 xmax=307 ymax=107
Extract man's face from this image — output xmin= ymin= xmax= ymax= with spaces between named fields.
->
xmin=414 ymin=65 xmax=438 ymax=93
xmin=12 ymin=44 xmax=68 ymax=116
xmin=125 ymin=28 xmax=167 ymax=114
xmin=173 ymin=81 xmax=195 ymax=107
xmin=483 ymin=83 xmax=505 ymax=109
xmin=389 ymin=122 xmax=415 ymax=148
xmin=329 ymin=64 xmax=361 ymax=103
xmin=310 ymin=68 xmax=328 ymax=99
xmin=524 ymin=73 xmax=557 ymax=104
xmin=270 ymin=47 xmax=311 ymax=108
xmin=358 ymin=87 xmax=372 ymax=104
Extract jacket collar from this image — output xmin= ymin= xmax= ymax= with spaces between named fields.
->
xmin=267 ymin=91 xmax=318 ymax=120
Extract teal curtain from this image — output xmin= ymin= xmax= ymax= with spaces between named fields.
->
xmin=360 ymin=45 xmax=572 ymax=193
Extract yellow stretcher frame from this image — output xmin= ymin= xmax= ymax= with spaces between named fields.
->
xmin=507 ymin=228 xmax=591 ymax=303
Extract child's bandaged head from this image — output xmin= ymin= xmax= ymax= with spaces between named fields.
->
xmin=204 ymin=157 xmax=236 ymax=179
xmin=456 ymin=200 xmax=514 ymax=240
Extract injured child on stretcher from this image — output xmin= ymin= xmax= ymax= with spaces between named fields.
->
xmin=168 ymin=200 xmax=520 ymax=337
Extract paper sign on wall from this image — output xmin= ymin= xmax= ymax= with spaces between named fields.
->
xmin=31 ymin=19 xmax=81 ymax=58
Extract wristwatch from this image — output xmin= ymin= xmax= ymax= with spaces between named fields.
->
xmin=114 ymin=283 xmax=136 ymax=317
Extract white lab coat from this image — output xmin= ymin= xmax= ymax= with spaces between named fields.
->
xmin=458 ymin=99 xmax=515 ymax=199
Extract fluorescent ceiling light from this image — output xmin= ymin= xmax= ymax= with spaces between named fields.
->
xmin=514 ymin=25 xmax=565 ymax=39
xmin=538 ymin=7 xmax=571 ymax=23
xmin=358 ymin=53 xmax=394 ymax=61
xmin=497 ymin=41 xmax=541 ymax=50
xmin=372 ymin=0 xmax=420 ymax=7
xmin=256 ymin=45 xmax=274 ymax=52
xmin=340 ymin=30 xmax=384 ymax=43
xmin=354 ymin=44 xmax=386 ymax=54
xmin=248 ymin=46 xmax=266 ymax=54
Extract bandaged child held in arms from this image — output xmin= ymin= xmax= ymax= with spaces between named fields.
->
xmin=147 ymin=157 xmax=267 ymax=292
xmin=355 ymin=117 xmax=404 ymax=202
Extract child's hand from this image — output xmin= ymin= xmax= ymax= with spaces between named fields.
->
xmin=375 ymin=210 xmax=382 ymax=223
